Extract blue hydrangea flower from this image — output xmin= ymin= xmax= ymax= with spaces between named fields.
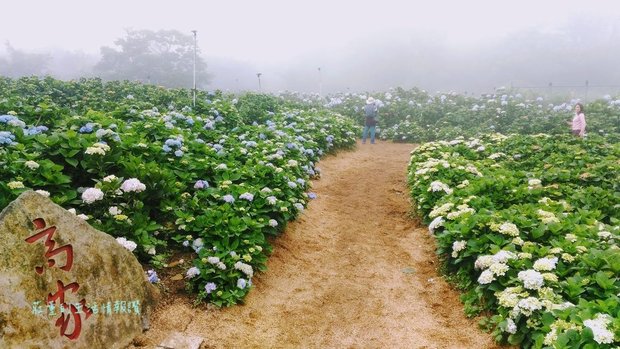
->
xmin=237 ymin=278 xmax=247 ymax=289
xmin=222 ymin=194 xmax=235 ymax=203
xmin=174 ymin=150 xmax=184 ymax=157
xmin=308 ymin=192 xmax=317 ymax=199
xmin=0 ymin=131 xmax=17 ymax=146
xmin=194 ymin=180 xmax=209 ymax=189
xmin=146 ymin=270 xmax=159 ymax=283
xmin=79 ymin=123 xmax=95 ymax=133
xmin=205 ymin=282 xmax=217 ymax=294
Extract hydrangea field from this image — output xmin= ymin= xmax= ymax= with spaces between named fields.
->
xmin=323 ymin=88 xmax=620 ymax=142
xmin=2 ymin=75 xmax=619 ymax=346
xmin=408 ymin=133 xmax=619 ymax=347
xmin=0 ymin=77 xmax=357 ymax=306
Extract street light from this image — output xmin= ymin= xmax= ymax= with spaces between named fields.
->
xmin=257 ymin=73 xmax=262 ymax=91
xmin=191 ymin=30 xmax=197 ymax=107
xmin=318 ymin=67 xmax=322 ymax=97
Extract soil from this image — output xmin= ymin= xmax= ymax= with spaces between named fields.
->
xmin=132 ymin=140 xmax=500 ymax=349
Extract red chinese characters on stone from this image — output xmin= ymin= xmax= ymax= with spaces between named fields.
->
xmin=47 ymin=281 xmax=93 ymax=340
xmin=25 ymin=218 xmax=74 ymax=274
xmin=27 ymin=218 xmax=91 ymax=340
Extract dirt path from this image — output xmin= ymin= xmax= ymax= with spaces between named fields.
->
xmin=137 ymin=141 xmax=499 ymax=349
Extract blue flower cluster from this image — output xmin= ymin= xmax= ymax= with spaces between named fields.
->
xmin=0 ymin=114 xmax=26 ymax=128
xmin=0 ymin=131 xmax=16 ymax=146
xmin=23 ymin=125 xmax=49 ymax=136
xmin=79 ymin=123 xmax=96 ymax=133
xmin=163 ymin=111 xmax=195 ymax=126
xmin=163 ymin=137 xmax=184 ymax=157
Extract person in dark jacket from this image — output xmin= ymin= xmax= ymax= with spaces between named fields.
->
xmin=362 ymin=97 xmax=378 ymax=144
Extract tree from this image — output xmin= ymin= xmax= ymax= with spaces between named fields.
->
xmin=0 ymin=42 xmax=50 ymax=78
xmin=94 ymin=29 xmax=210 ymax=88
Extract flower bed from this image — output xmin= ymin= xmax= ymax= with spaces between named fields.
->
xmin=408 ymin=133 xmax=619 ymax=347
xmin=0 ymin=77 xmax=358 ymax=306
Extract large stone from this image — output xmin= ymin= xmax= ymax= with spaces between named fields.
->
xmin=0 ymin=191 xmax=159 ymax=349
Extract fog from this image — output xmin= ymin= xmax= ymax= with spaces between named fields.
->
xmin=1 ymin=0 xmax=619 ymax=96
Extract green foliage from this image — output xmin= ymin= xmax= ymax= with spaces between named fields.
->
xmin=0 ymin=76 xmax=358 ymax=306
xmin=408 ymin=133 xmax=619 ymax=348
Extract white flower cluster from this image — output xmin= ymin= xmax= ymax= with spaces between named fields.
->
xmin=429 ymin=202 xmax=454 ymax=218
xmin=82 ymin=187 xmax=104 ymax=204
xmin=517 ymin=269 xmax=544 ymax=290
xmin=476 ymin=250 xmax=516 ymax=284
xmin=32 ymin=190 xmax=49 ymax=197
xmin=514 ymin=297 xmax=542 ymax=316
xmin=533 ymin=256 xmax=558 ymax=271
xmin=451 ymin=240 xmax=467 ymax=258
xmin=465 ymin=164 xmax=483 ymax=177
xmin=428 ymin=216 xmax=444 ymax=234
xmin=103 ymin=174 xmax=118 ymax=182
xmin=115 ymin=237 xmax=137 ymax=252
xmin=120 ymin=178 xmax=146 ymax=193
xmin=414 ymin=158 xmax=450 ymax=176
xmin=25 ymin=160 xmax=40 ymax=170
xmin=446 ymin=204 xmax=475 ymax=220
xmin=505 ymin=318 xmax=517 ymax=334
xmin=85 ymin=142 xmax=111 ymax=156
xmin=544 ymin=320 xmax=582 ymax=346
xmin=537 ymin=209 xmax=560 ymax=224
xmin=527 ymin=178 xmax=542 ymax=188
xmin=496 ymin=286 xmax=526 ymax=308
xmin=234 ymin=261 xmax=254 ymax=278
xmin=186 ymin=266 xmax=200 ymax=279
xmin=583 ymin=314 xmax=615 ymax=344
xmin=488 ymin=152 xmax=506 ymax=160
xmin=428 ymin=181 xmax=453 ymax=195
xmin=491 ymin=222 xmax=520 ymax=237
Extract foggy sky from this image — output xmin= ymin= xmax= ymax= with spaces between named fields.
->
xmin=2 ymin=0 xmax=620 ymax=94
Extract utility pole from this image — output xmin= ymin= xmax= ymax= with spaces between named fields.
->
xmin=191 ymin=30 xmax=197 ymax=107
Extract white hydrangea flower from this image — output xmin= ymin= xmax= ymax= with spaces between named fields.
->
xmin=428 ymin=216 xmax=444 ymax=234
xmin=120 ymin=178 xmax=146 ymax=193
xmin=489 ymin=262 xmax=509 ymax=276
xmin=35 ymin=190 xmax=50 ymax=197
xmin=207 ymin=256 xmax=220 ymax=264
xmin=533 ymin=257 xmax=558 ymax=271
xmin=451 ymin=240 xmax=467 ymax=258
xmin=429 ymin=202 xmax=454 ymax=218
xmin=116 ymin=237 xmax=137 ymax=252
xmin=428 ymin=181 xmax=453 ymax=195
xmin=234 ymin=261 xmax=254 ymax=278
xmin=492 ymin=250 xmax=516 ymax=263
xmin=475 ymin=255 xmax=494 ymax=270
xmin=186 ymin=266 xmax=200 ymax=278
xmin=583 ymin=314 xmax=614 ymax=344
xmin=103 ymin=174 xmax=118 ymax=182
xmin=477 ymin=270 xmax=495 ymax=284
xmin=498 ymin=222 xmax=520 ymax=237
xmin=108 ymin=206 xmax=122 ymax=215
xmin=82 ymin=188 xmax=104 ymax=204
xmin=518 ymin=270 xmax=544 ymax=290
xmin=514 ymin=297 xmax=542 ymax=316
xmin=505 ymin=318 xmax=517 ymax=334
xmin=25 ymin=160 xmax=40 ymax=170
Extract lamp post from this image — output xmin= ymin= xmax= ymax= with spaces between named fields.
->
xmin=191 ymin=30 xmax=197 ymax=107
xmin=318 ymin=67 xmax=322 ymax=97
xmin=257 ymin=73 xmax=262 ymax=91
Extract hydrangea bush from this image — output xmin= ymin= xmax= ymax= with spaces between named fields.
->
xmin=0 ymin=76 xmax=357 ymax=306
xmin=408 ymin=133 xmax=619 ymax=347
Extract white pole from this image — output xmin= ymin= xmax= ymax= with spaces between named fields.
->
xmin=257 ymin=73 xmax=262 ymax=91
xmin=318 ymin=67 xmax=322 ymax=97
xmin=192 ymin=30 xmax=197 ymax=107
